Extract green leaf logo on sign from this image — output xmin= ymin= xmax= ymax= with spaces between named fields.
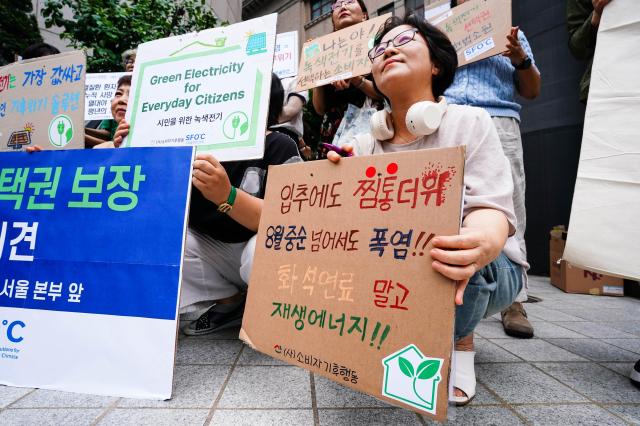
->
xmin=382 ymin=345 xmax=443 ymax=414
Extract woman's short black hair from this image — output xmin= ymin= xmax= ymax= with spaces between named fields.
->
xmin=372 ymin=14 xmax=458 ymax=100
xmin=21 ymin=43 xmax=60 ymax=60
xmin=267 ymin=73 xmax=284 ymax=128
xmin=117 ymin=74 xmax=132 ymax=89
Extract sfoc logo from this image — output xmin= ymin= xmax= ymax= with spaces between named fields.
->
xmin=1 ymin=320 xmax=25 ymax=343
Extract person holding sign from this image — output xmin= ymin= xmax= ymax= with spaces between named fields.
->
xmin=111 ymin=74 xmax=302 ymax=333
xmin=92 ymin=75 xmax=131 ymax=149
xmin=445 ymin=0 xmax=541 ymax=340
xmin=312 ymin=0 xmax=382 ymax=158
xmin=328 ymin=15 xmax=526 ymax=406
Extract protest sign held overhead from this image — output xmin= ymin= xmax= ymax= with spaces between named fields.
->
xmin=0 ymin=147 xmax=194 ymax=399
xmin=241 ymin=146 xmax=464 ymax=422
xmin=424 ymin=0 xmax=451 ymax=23
xmin=432 ymin=0 xmax=512 ymax=67
xmin=0 ymin=51 xmax=86 ymax=152
xmin=125 ymin=14 xmax=277 ymax=162
xmin=274 ymin=32 xmax=299 ymax=79
xmin=85 ymin=72 xmax=129 ymax=121
xmin=296 ymin=14 xmax=391 ymax=91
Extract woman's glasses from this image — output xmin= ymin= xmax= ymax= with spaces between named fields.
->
xmin=368 ymin=28 xmax=419 ymax=61
xmin=331 ymin=0 xmax=357 ymax=11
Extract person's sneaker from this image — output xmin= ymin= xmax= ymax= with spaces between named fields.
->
xmin=501 ymin=302 xmax=534 ymax=338
xmin=182 ymin=301 xmax=245 ymax=336
xmin=631 ymin=359 xmax=640 ymax=389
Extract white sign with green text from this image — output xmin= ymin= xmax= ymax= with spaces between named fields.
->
xmin=125 ymin=14 xmax=278 ymax=161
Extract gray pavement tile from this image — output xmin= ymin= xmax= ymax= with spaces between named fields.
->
xmin=218 ymin=366 xmax=311 ymax=408
xmin=607 ymin=405 xmax=640 ymax=425
xmin=534 ymin=362 xmax=640 ymax=403
xmin=176 ymin=339 xmax=242 ymax=365
xmin=314 ymin=375 xmax=390 ymax=408
xmin=552 ymin=322 xmax=637 ymax=339
xmin=602 ymin=339 xmax=640 ymax=355
xmin=433 ymin=406 xmax=524 ymax=425
xmin=99 ymin=408 xmax=209 ymax=426
xmin=475 ymin=339 xmax=523 ymax=363
xmin=10 ymin=389 xmax=117 ymax=408
xmin=528 ymin=321 xmax=589 ymax=338
xmin=0 ymin=408 xmax=102 ymax=426
xmin=0 ymin=386 xmax=33 ymax=408
xmin=237 ymin=346 xmax=288 ymax=366
xmin=489 ymin=339 xmax=587 ymax=362
xmin=601 ymin=362 xmax=634 ymax=376
xmin=468 ymin=383 xmax=500 ymax=405
xmin=211 ymin=409 xmax=315 ymax=425
xmin=514 ymin=404 xmax=627 ymax=425
xmin=319 ymin=408 xmax=421 ymax=425
xmin=524 ymin=305 xmax=587 ymax=322
xmin=545 ymin=338 xmax=639 ymax=362
xmin=477 ymin=363 xmax=588 ymax=404
xmin=474 ymin=320 xmax=509 ymax=338
xmin=557 ymin=307 xmax=631 ymax=322
xmin=118 ymin=365 xmax=230 ymax=408
xmin=599 ymin=322 xmax=640 ymax=337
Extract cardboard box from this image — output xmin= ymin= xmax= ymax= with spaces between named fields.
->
xmin=549 ymin=226 xmax=625 ymax=296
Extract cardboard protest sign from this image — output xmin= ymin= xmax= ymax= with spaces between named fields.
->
xmin=241 ymin=147 xmax=464 ymax=421
xmin=434 ymin=0 xmax=511 ymax=67
xmin=296 ymin=14 xmax=391 ymax=91
xmin=424 ymin=0 xmax=451 ymax=23
xmin=564 ymin=0 xmax=640 ymax=280
xmin=0 ymin=147 xmax=194 ymax=398
xmin=0 ymin=51 xmax=86 ymax=151
xmin=274 ymin=32 xmax=299 ymax=79
xmin=85 ymin=72 xmax=129 ymax=121
xmin=125 ymin=14 xmax=277 ymax=162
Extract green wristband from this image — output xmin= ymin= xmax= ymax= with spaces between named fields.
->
xmin=217 ymin=186 xmax=237 ymax=213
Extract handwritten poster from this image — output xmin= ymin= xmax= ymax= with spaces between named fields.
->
xmin=84 ymin=72 xmax=129 ymax=121
xmin=0 ymin=147 xmax=193 ymax=398
xmin=296 ymin=14 xmax=391 ymax=91
xmin=0 ymin=51 xmax=86 ymax=151
xmin=274 ymin=32 xmax=299 ymax=79
xmin=241 ymin=147 xmax=464 ymax=422
xmin=125 ymin=14 xmax=277 ymax=162
xmin=435 ymin=0 xmax=511 ymax=67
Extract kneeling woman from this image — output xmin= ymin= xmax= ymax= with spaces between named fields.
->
xmin=328 ymin=15 xmax=527 ymax=405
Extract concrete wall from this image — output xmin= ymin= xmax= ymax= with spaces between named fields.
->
xmin=514 ymin=0 xmax=587 ymax=274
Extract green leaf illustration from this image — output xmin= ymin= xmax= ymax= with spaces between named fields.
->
xmin=416 ymin=359 xmax=440 ymax=380
xmin=65 ymin=128 xmax=73 ymax=142
xmin=239 ymin=121 xmax=248 ymax=135
xmin=398 ymin=357 xmax=414 ymax=378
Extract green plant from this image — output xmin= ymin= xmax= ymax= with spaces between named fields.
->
xmin=0 ymin=0 xmax=43 ymax=65
xmin=41 ymin=0 xmax=224 ymax=72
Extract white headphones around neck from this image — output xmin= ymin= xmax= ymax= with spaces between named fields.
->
xmin=370 ymin=96 xmax=448 ymax=141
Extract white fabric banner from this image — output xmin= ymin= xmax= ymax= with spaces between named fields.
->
xmin=564 ymin=0 xmax=640 ymax=280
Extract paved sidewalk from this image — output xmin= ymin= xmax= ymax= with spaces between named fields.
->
xmin=1 ymin=276 xmax=639 ymax=425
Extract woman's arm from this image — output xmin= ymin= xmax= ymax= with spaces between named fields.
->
xmin=503 ymin=27 xmax=541 ymax=100
xmin=430 ymin=208 xmax=509 ymax=305
xmin=349 ymin=76 xmax=383 ymax=101
xmin=312 ymin=86 xmax=329 ymax=116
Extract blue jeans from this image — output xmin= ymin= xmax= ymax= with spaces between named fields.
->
xmin=455 ymin=253 xmax=523 ymax=340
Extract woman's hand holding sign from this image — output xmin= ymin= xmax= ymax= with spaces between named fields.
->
xmin=192 ymin=154 xmax=232 ymax=206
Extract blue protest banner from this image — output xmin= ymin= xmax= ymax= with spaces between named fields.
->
xmin=0 ymin=146 xmax=193 ymax=399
